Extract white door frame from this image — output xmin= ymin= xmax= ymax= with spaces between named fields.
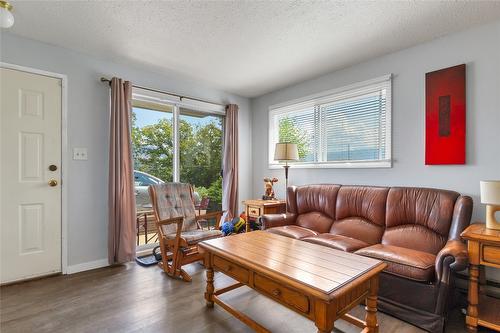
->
xmin=0 ymin=62 xmax=69 ymax=275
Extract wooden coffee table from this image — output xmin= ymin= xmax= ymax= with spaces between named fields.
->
xmin=199 ymin=231 xmax=386 ymax=333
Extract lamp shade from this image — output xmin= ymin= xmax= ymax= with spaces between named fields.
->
xmin=274 ymin=143 xmax=299 ymax=161
xmin=480 ymin=180 xmax=500 ymax=205
xmin=0 ymin=1 xmax=14 ymax=28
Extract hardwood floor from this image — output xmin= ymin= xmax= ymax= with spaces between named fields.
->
xmin=0 ymin=262 xmax=477 ymax=332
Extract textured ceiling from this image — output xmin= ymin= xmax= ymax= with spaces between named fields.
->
xmin=6 ymin=1 xmax=500 ymax=97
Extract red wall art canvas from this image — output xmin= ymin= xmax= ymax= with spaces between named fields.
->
xmin=425 ymin=64 xmax=466 ymax=165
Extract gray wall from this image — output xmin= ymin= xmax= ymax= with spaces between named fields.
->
xmin=252 ymin=20 xmax=500 ymax=282
xmin=0 ymin=32 xmax=252 ymax=269
xmin=252 ymin=21 xmax=500 ymax=227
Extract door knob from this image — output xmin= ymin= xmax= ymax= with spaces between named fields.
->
xmin=48 ymin=179 xmax=58 ymax=187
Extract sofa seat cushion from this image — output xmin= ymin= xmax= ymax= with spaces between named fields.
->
xmin=266 ymin=225 xmax=318 ymax=239
xmin=356 ymin=244 xmax=436 ymax=282
xmin=302 ymin=234 xmax=369 ymax=252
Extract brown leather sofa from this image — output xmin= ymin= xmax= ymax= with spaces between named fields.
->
xmin=261 ymin=184 xmax=472 ymax=333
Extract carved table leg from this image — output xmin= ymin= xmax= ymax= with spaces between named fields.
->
xmin=478 ymin=265 xmax=487 ymax=295
xmin=365 ymin=277 xmax=379 ymax=333
xmin=466 ymin=264 xmax=479 ymax=332
xmin=314 ymin=301 xmax=334 ymax=333
xmin=205 ymin=255 xmax=214 ymax=308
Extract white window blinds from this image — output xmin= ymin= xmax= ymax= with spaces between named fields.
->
xmin=269 ymin=75 xmax=391 ymax=168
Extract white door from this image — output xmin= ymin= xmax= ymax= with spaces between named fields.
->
xmin=0 ymin=68 xmax=62 ymax=284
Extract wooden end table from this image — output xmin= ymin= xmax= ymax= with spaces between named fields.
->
xmin=461 ymin=223 xmax=500 ymax=332
xmin=242 ymin=199 xmax=286 ymax=232
xmin=199 ymin=231 xmax=386 ymax=333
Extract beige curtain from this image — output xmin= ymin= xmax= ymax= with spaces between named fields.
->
xmin=222 ymin=104 xmax=239 ymax=221
xmin=108 ymin=77 xmax=136 ymax=264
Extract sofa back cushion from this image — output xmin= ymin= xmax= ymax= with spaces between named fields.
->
xmin=292 ymin=184 xmax=340 ymax=233
xmin=383 ymin=187 xmax=460 ymax=255
xmin=331 ymin=186 xmax=389 ymax=245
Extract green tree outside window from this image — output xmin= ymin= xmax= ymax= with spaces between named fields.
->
xmin=278 ymin=117 xmax=309 ymax=160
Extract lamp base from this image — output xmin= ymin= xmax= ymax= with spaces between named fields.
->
xmin=283 ymin=164 xmax=289 ymax=204
xmin=486 ymin=204 xmax=500 ymax=230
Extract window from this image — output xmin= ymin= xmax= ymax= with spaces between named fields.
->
xmin=131 ymin=88 xmax=225 ymax=212
xmin=269 ymin=75 xmax=391 ymax=168
xmin=179 ymin=108 xmax=224 ymax=211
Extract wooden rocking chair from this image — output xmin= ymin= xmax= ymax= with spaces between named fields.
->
xmin=149 ymin=183 xmax=223 ymax=282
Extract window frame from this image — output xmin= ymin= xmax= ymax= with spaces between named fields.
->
xmin=268 ymin=74 xmax=392 ymax=169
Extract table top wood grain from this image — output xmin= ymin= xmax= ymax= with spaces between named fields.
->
xmin=461 ymin=223 xmax=500 ymax=243
xmin=199 ymin=231 xmax=385 ymax=297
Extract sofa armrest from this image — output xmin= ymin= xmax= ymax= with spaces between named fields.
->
xmin=261 ymin=213 xmax=296 ymax=230
xmin=435 ymin=240 xmax=468 ymax=282
xmin=449 ymin=195 xmax=473 ymax=240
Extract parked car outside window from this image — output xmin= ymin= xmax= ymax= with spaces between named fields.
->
xmin=133 ymin=170 xmax=202 ymax=211
xmin=134 ymin=170 xmax=164 ymax=211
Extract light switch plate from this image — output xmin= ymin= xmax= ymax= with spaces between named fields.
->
xmin=73 ymin=147 xmax=88 ymax=160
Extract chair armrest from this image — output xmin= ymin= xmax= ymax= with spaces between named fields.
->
xmin=435 ymin=240 xmax=468 ymax=282
xmin=196 ymin=211 xmax=224 ymax=229
xmin=156 ymin=216 xmax=184 ymax=226
xmin=261 ymin=213 xmax=296 ymax=230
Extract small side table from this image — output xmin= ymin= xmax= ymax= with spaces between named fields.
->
xmin=461 ymin=223 xmax=500 ymax=332
xmin=242 ymin=199 xmax=286 ymax=232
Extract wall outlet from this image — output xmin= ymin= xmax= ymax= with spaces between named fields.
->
xmin=73 ymin=147 xmax=88 ymax=160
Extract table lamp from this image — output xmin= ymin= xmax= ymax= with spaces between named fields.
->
xmin=274 ymin=143 xmax=299 ymax=200
xmin=480 ymin=180 xmax=500 ymax=230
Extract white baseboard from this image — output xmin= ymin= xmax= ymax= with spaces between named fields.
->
xmin=66 ymin=258 xmax=109 ymax=274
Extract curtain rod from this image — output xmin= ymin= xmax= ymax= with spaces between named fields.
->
xmin=100 ymin=77 xmax=224 ymax=107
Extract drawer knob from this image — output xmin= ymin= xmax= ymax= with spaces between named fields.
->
xmin=272 ymin=288 xmax=281 ymax=297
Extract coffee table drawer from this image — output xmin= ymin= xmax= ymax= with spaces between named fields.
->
xmin=254 ymin=273 xmax=309 ymax=314
xmin=213 ymin=256 xmax=249 ymax=283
